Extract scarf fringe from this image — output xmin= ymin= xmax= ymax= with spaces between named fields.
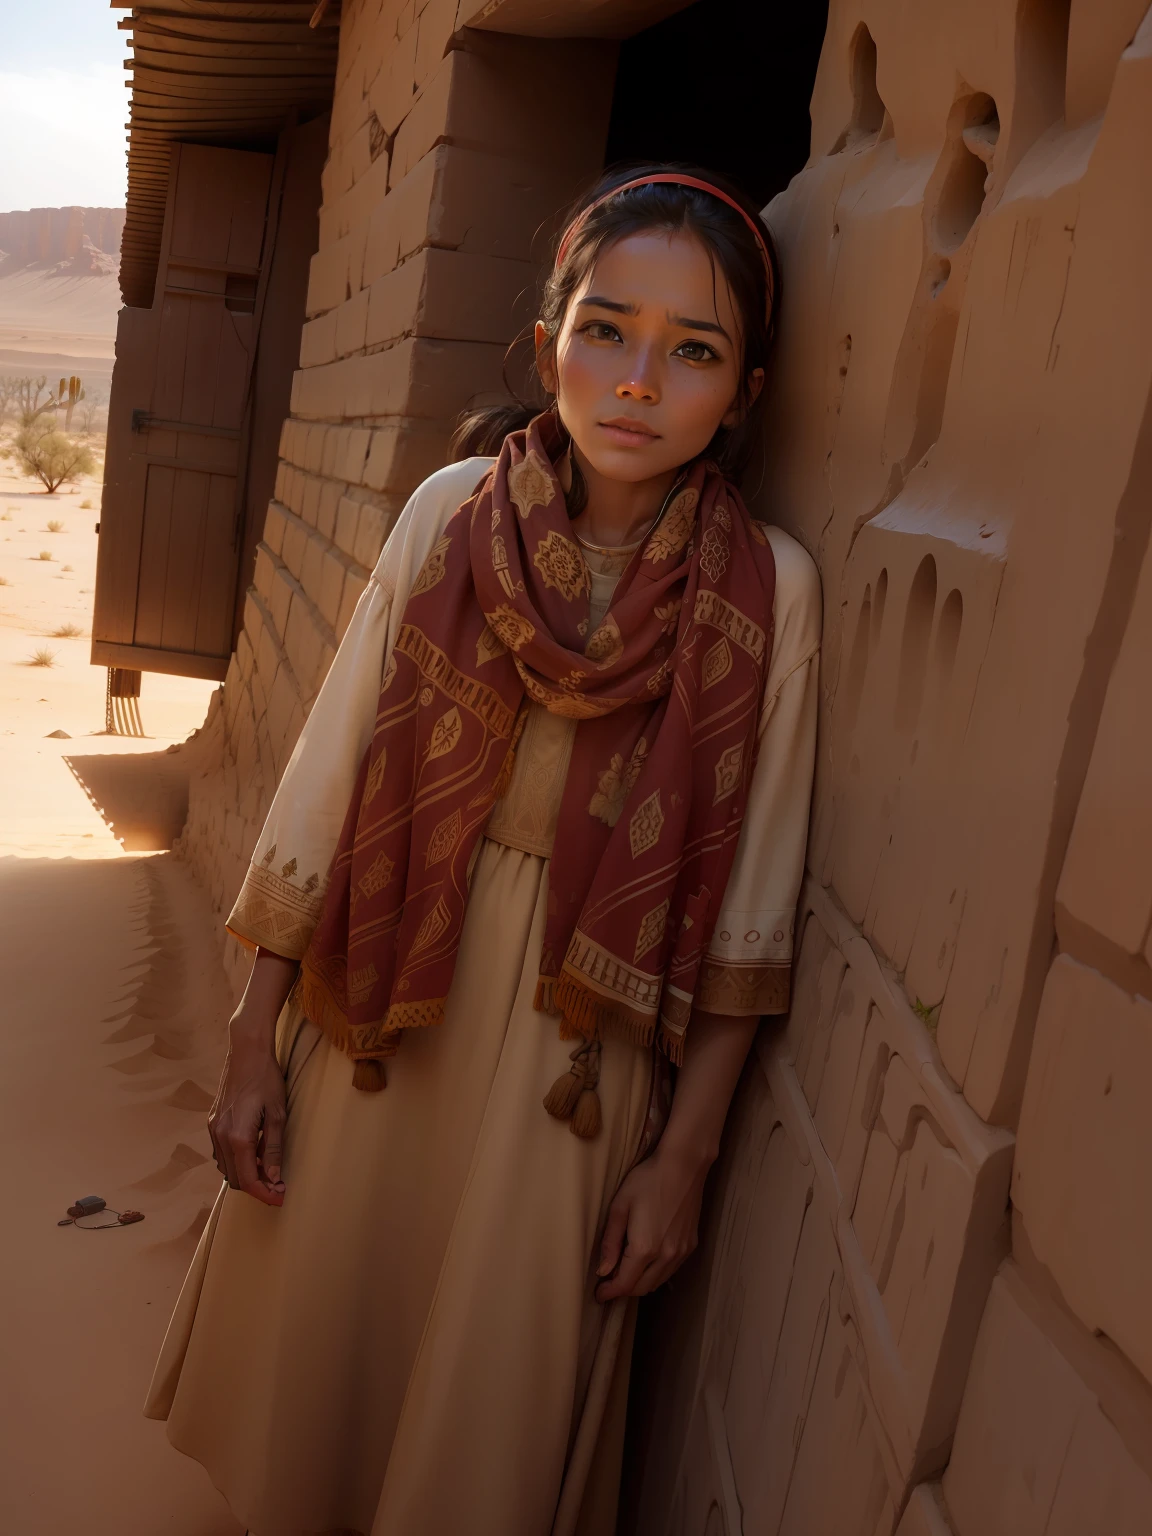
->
xmin=297 ymin=963 xmax=448 ymax=1094
xmin=537 ymin=970 xmax=686 ymax=1067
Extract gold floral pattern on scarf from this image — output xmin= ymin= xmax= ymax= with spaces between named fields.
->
xmin=507 ymin=450 xmax=556 ymax=518
xmin=628 ymin=790 xmax=665 ymax=858
xmin=584 ymin=613 xmax=624 ymax=669
xmin=701 ymin=637 xmax=733 ymax=691
xmin=713 ymin=742 xmax=745 ymax=804
xmin=588 ymin=736 xmax=649 ymax=827
xmin=699 ymin=523 xmax=730 ymax=581
xmin=411 ymin=534 xmax=451 ymax=596
xmin=485 ymin=603 xmax=536 ymax=652
xmin=364 ymin=750 xmax=388 ymax=803
xmin=427 ymin=707 xmax=462 ymax=759
xmin=634 ymin=898 xmax=670 ymax=963
xmin=358 ymin=850 xmax=395 ymax=898
xmin=475 ymin=625 xmax=507 ymax=667
xmin=644 ymin=487 xmax=698 ymax=563
xmin=532 ymin=530 xmax=591 ymax=602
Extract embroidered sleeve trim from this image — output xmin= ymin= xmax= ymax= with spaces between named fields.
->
xmin=696 ymin=959 xmax=791 ymax=1017
xmin=226 ymin=860 xmax=326 ymax=961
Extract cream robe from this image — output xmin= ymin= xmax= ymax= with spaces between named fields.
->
xmin=145 ymin=457 xmax=821 ymax=1536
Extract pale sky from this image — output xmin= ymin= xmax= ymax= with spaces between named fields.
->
xmin=0 ymin=0 xmax=130 ymax=211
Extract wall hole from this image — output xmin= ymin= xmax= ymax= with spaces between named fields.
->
xmin=832 ymin=24 xmax=887 ymax=151
xmin=934 ymin=141 xmax=990 ymax=251
xmin=933 ymin=587 xmax=963 ymax=692
xmin=895 ymin=556 xmax=937 ymax=729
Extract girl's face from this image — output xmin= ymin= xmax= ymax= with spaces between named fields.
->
xmin=536 ymin=230 xmax=763 ymax=486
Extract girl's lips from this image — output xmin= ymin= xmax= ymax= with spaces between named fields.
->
xmin=598 ymin=421 xmax=661 ymax=447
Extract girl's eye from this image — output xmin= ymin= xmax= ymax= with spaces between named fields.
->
xmin=584 ymin=321 xmax=622 ymax=343
xmin=674 ymin=339 xmax=719 ymax=363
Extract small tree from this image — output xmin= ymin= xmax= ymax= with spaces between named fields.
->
xmin=15 ymin=427 xmax=95 ymax=493
xmin=16 ymin=376 xmax=59 ymax=430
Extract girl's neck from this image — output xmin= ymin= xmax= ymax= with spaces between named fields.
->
xmin=561 ymin=442 xmax=680 ymax=549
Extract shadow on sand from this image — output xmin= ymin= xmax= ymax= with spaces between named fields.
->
xmin=65 ymin=748 xmax=190 ymax=851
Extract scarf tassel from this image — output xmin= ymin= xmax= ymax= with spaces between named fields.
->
xmin=352 ymin=1058 xmax=387 ymax=1092
xmin=543 ymin=1039 xmax=603 ymax=1140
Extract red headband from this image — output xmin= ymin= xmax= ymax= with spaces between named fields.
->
xmin=555 ymin=172 xmax=776 ymax=320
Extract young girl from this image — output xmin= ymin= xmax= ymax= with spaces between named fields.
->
xmin=146 ymin=165 xmax=820 ymax=1536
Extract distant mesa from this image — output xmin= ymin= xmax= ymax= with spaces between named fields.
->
xmin=0 ymin=207 xmax=125 ymax=277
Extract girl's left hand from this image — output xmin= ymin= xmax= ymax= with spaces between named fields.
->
xmin=594 ymin=1146 xmax=710 ymax=1301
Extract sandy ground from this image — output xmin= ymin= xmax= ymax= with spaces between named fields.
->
xmin=0 ymin=445 xmax=246 ymax=1532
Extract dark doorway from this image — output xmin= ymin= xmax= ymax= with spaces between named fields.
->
xmin=604 ymin=0 xmax=829 ymax=209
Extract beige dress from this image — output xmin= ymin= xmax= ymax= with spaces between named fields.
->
xmin=145 ymin=458 xmax=821 ymax=1536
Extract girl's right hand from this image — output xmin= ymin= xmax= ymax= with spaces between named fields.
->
xmin=208 ymin=948 xmax=300 ymax=1206
xmin=208 ymin=1034 xmax=287 ymax=1205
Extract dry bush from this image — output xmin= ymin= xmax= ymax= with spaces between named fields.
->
xmin=27 ymin=647 xmax=57 ymax=667
xmin=62 ymin=564 xmax=73 ymax=572
xmin=51 ymin=622 xmax=83 ymax=638
xmin=80 ymin=499 xmax=92 ymax=509
xmin=37 ymin=550 xmax=53 ymax=561
xmin=15 ymin=427 xmax=96 ymax=493
xmin=46 ymin=519 xmax=64 ymax=533
xmin=0 ymin=575 xmax=10 ymax=586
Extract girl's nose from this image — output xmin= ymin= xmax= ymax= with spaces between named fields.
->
xmin=616 ymin=347 xmax=660 ymax=404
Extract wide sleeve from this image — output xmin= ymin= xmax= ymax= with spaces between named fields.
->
xmin=695 ymin=524 xmax=821 ymax=1017
xmin=226 ymin=456 xmax=495 ymax=959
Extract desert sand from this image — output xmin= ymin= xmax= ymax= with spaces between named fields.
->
xmin=0 ymin=445 xmax=244 ymax=1532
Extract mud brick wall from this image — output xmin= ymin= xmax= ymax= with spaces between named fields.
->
xmin=624 ymin=2 xmax=1152 ymax=1531
xmin=176 ymin=0 xmax=615 ymax=996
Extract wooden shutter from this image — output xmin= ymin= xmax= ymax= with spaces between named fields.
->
xmin=93 ymin=143 xmax=279 ymax=680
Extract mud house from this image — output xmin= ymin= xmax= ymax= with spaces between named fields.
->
xmin=92 ymin=0 xmax=1152 ymax=1530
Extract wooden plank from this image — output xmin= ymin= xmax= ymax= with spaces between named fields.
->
xmin=133 ymin=464 xmax=177 ymax=648
xmin=160 ymin=467 xmax=213 ymax=652
xmin=90 ymin=639 xmax=230 ymax=681
xmin=197 ymin=473 xmax=242 ymax=653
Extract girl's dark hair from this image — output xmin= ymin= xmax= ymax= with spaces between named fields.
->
xmin=449 ymin=163 xmax=781 ymax=498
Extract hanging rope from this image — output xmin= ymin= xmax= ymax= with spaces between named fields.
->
xmin=105 ymin=667 xmax=144 ymax=736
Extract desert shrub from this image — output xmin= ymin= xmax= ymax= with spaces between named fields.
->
xmin=28 ymin=647 xmax=57 ymax=667
xmin=15 ymin=427 xmax=95 ymax=493
xmin=51 ymin=622 xmax=83 ymax=637
xmin=46 ymin=519 xmax=64 ymax=533
xmin=37 ymin=550 xmax=53 ymax=561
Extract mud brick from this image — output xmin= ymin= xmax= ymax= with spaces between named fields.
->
xmin=1015 ymin=955 xmax=1152 ymax=1386
xmin=280 ymin=517 xmax=307 ymax=582
xmin=362 ymin=417 xmax=451 ymax=497
xmin=317 ymin=481 xmax=341 ymax=542
xmin=317 ymin=549 xmax=348 ymax=630
xmin=367 ymin=13 xmax=419 ymax=136
xmin=335 ymin=287 xmax=371 ymax=357
xmin=300 ymin=311 xmax=338 ymax=368
xmin=334 ymin=496 xmax=361 ymax=559
xmin=261 ymin=503 xmax=288 ymax=559
xmin=943 ymin=1265 xmax=1152 ymax=1535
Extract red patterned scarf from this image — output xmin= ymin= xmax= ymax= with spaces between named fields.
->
xmin=299 ymin=412 xmax=775 ymax=1117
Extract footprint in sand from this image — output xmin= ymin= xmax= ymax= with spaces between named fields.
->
xmin=165 ymin=1080 xmax=215 ymax=1112
xmin=130 ymin=1141 xmax=211 ymax=1193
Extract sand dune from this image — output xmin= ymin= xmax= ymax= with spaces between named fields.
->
xmin=0 ymin=265 xmax=121 ymax=361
